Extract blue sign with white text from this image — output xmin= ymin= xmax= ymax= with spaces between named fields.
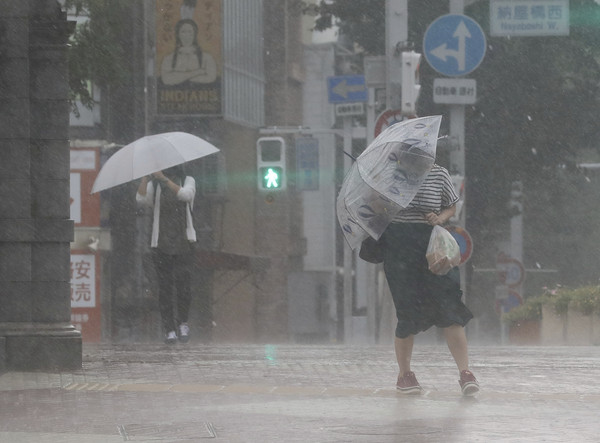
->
xmin=423 ymin=14 xmax=486 ymax=77
xmin=327 ymin=75 xmax=368 ymax=103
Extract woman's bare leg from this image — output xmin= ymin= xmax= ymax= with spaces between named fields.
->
xmin=443 ymin=324 xmax=470 ymax=372
xmin=395 ymin=335 xmax=415 ymax=374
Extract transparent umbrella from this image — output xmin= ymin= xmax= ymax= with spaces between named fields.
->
xmin=337 ymin=115 xmax=442 ymax=247
xmin=336 ymin=162 xmax=402 ymax=248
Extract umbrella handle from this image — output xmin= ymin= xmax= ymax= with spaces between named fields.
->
xmin=343 ymin=151 xmax=357 ymax=161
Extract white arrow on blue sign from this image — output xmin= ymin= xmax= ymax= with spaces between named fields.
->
xmin=423 ymin=14 xmax=486 ymax=77
xmin=327 ymin=75 xmax=368 ymax=103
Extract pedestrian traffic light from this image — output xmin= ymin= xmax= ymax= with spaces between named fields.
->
xmin=401 ymin=51 xmax=422 ymax=116
xmin=257 ymin=137 xmax=286 ymax=191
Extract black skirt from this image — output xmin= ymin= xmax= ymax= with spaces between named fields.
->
xmin=381 ymin=222 xmax=473 ymax=338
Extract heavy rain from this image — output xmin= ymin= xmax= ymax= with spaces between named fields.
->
xmin=1 ymin=0 xmax=600 ymax=441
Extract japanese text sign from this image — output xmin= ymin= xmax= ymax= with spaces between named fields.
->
xmin=490 ymin=0 xmax=569 ymax=36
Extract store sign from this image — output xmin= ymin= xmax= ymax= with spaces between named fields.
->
xmin=156 ymin=0 xmax=223 ymax=116
xmin=71 ymin=254 xmax=96 ymax=308
xmin=71 ymin=253 xmax=101 ymax=342
xmin=70 ymin=150 xmax=96 ymax=170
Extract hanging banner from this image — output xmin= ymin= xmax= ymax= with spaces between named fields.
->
xmin=156 ymin=0 xmax=222 ymax=116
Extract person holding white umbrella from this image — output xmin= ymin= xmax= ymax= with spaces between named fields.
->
xmin=136 ymin=165 xmax=197 ymax=344
xmin=91 ymin=132 xmax=219 ymax=343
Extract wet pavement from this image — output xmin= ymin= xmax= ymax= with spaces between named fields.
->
xmin=1 ymin=342 xmax=599 ymax=442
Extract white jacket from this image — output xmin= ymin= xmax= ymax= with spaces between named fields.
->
xmin=136 ymin=176 xmax=197 ymax=247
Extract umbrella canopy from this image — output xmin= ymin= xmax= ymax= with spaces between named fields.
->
xmin=336 ymin=163 xmax=402 ymax=249
xmin=336 ymin=164 xmax=369 ymax=250
xmin=357 ymin=115 xmax=441 ymax=208
xmin=337 ymin=115 xmax=443 ymax=248
xmin=91 ymin=132 xmax=219 ymax=193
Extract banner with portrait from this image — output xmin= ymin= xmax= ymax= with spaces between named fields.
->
xmin=156 ymin=0 xmax=222 ymax=116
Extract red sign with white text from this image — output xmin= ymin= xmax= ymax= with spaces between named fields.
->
xmin=70 ymin=146 xmax=102 ymax=342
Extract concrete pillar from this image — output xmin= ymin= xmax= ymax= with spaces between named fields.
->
xmin=0 ymin=0 xmax=81 ymax=370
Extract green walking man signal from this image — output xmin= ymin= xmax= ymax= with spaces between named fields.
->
xmin=261 ymin=166 xmax=283 ymax=189
xmin=257 ymin=137 xmax=286 ymax=191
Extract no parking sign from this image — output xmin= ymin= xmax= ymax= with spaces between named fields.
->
xmin=497 ymin=257 xmax=525 ymax=287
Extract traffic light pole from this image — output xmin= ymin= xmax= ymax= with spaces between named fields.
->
xmin=385 ymin=0 xmax=408 ymax=111
xmin=342 ymin=116 xmax=354 ymax=343
xmin=447 ymin=0 xmax=471 ymax=325
xmin=258 ymin=125 xmax=357 ymax=343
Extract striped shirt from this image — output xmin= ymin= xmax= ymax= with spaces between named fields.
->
xmin=392 ymin=164 xmax=459 ymax=223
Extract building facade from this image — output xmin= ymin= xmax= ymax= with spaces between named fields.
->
xmin=69 ymin=0 xmax=313 ymax=343
xmin=0 ymin=1 xmax=81 ymax=370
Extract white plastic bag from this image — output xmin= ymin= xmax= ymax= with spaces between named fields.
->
xmin=426 ymin=225 xmax=461 ymax=275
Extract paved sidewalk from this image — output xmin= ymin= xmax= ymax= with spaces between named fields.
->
xmin=1 ymin=343 xmax=600 ymax=442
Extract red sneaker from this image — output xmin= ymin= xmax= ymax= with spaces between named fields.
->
xmin=396 ymin=371 xmax=422 ymax=394
xmin=459 ymin=370 xmax=479 ymax=396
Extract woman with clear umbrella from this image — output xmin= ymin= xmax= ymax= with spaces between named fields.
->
xmin=381 ymin=152 xmax=479 ymax=396
xmin=338 ymin=116 xmax=478 ymax=395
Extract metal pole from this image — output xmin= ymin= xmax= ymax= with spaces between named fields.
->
xmin=449 ymin=105 xmax=465 ymax=175
xmin=380 ymin=0 xmax=408 ymax=344
xmin=450 ymin=104 xmax=467 ymax=303
xmin=510 ymin=181 xmax=524 ymax=344
xmin=447 ymin=0 xmax=475 ymax=339
xmin=343 ymin=116 xmax=354 ymax=343
xmin=385 ymin=0 xmax=408 ymax=110
xmin=365 ymin=87 xmax=377 ymax=343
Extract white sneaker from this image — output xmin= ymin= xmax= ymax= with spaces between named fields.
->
xmin=165 ymin=331 xmax=177 ymax=344
xmin=178 ymin=323 xmax=190 ymax=343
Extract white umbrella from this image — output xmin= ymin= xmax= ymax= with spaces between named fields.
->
xmin=91 ymin=132 xmax=219 ymax=193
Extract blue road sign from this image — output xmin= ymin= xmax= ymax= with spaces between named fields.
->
xmin=423 ymin=14 xmax=486 ymax=77
xmin=327 ymin=75 xmax=368 ymax=103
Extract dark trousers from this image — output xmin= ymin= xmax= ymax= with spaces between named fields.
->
xmin=152 ymin=249 xmax=192 ymax=333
